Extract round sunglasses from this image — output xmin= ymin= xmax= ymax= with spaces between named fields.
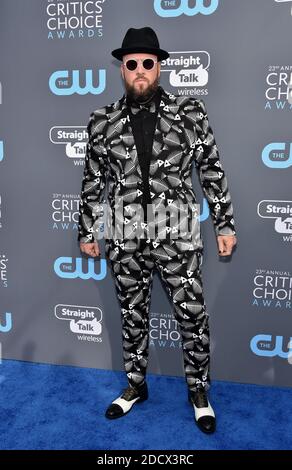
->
xmin=123 ymin=58 xmax=158 ymax=71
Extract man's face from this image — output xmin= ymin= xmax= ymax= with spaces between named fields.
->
xmin=120 ymin=52 xmax=161 ymax=102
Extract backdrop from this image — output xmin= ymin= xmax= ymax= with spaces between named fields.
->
xmin=0 ymin=0 xmax=292 ymax=388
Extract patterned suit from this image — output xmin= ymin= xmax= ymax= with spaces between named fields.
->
xmin=78 ymin=85 xmax=236 ymax=392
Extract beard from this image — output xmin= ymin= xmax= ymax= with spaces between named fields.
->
xmin=125 ymin=75 xmax=160 ymax=104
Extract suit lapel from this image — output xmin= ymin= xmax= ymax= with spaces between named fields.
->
xmin=149 ymin=88 xmax=180 ymax=173
xmin=120 ymin=98 xmax=143 ymax=179
xmin=112 ymin=86 xmax=179 ymax=181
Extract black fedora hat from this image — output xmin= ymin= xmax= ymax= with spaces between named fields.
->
xmin=111 ymin=26 xmax=169 ymax=62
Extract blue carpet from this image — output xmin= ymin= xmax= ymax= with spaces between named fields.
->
xmin=0 ymin=359 xmax=291 ymax=450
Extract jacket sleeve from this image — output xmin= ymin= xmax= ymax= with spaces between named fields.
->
xmin=193 ymin=99 xmax=236 ymax=237
xmin=78 ymin=112 xmax=109 ymax=244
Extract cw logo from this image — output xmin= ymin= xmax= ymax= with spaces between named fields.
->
xmin=250 ymin=334 xmax=292 ymax=359
xmin=0 ymin=141 xmax=3 ymax=162
xmin=262 ymin=143 xmax=292 ymax=168
xmin=49 ymin=69 xmax=106 ymax=96
xmin=0 ymin=313 xmax=12 ymax=333
xmin=154 ymin=0 xmax=219 ymax=17
xmin=54 ymin=257 xmax=107 ymax=280
xmin=199 ymin=198 xmax=209 ymax=222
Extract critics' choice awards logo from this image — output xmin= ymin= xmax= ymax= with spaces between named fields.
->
xmin=265 ymin=65 xmax=292 ymax=109
xmin=51 ymin=194 xmax=80 ymax=231
xmin=49 ymin=69 xmax=106 ymax=96
xmin=262 ymin=143 xmax=292 ymax=168
xmin=161 ymin=51 xmax=209 ymax=96
xmin=252 ymin=269 xmax=292 ymax=309
xmin=154 ymin=0 xmax=219 ymax=17
xmin=250 ymin=334 xmax=292 ymax=360
xmin=46 ymin=0 xmax=106 ymax=39
xmin=55 ymin=304 xmax=102 ymax=342
xmin=0 ymin=255 xmax=8 ymax=288
xmin=50 ymin=126 xmax=87 ymax=163
xmin=149 ymin=312 xmax=181 ymax=349
xmin=257 ymin=200 xmax=292 ymax=241
xmin=54 ymin=257 xmax=107 ymax=280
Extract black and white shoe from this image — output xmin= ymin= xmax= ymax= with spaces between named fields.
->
xmin=188 ymin=389 xmax=216 ymax=434
xmin=105 ymin=382 xmax=148 ymax=419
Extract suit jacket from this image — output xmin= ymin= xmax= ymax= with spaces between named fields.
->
xmin=78 ymin=85 xmax=236 ymax=249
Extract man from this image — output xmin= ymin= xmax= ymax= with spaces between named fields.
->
xmin=78 ymin=27 xmax=237 ymax=434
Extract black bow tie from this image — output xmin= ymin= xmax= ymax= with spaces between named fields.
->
xmin=129 ymin=99 xmax=156 ymax=115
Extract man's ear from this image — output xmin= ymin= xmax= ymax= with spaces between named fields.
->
xmin=120 ymin=64 xmax=124 ymax=80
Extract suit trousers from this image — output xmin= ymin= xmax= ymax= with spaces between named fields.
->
xmin=105 ymin=235 xmax=211 ymax=393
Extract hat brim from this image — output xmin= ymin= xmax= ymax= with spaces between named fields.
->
xmin=111 ymin=46 xmax=169 ymax=62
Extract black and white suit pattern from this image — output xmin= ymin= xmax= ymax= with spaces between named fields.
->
xmin=78 ymin=85 xmax=236 ymax=392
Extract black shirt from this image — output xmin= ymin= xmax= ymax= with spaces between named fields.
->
xmin=126 ymin=86 xmax=162 ymax=222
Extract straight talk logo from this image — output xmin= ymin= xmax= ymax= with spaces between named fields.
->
xmin=275 ymin=0 xmax=292 ymax=16
xmin=257 ymin=200 xmax=292 ymax=241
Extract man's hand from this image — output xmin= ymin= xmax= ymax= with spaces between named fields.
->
xmin=217 ymin=235 xmax=237 ymax=257
xmin=80 ymin=241 xmax=100 ymax=257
